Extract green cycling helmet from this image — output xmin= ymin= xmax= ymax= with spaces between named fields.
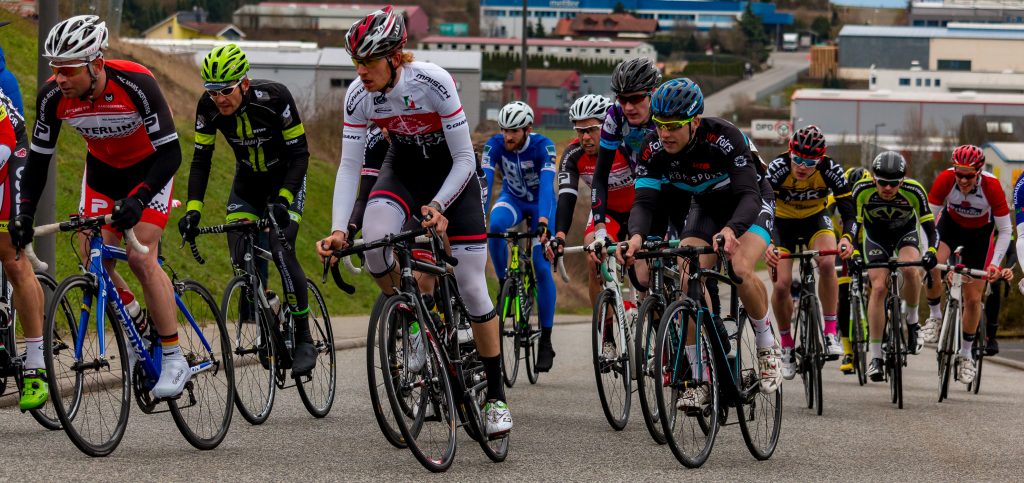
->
xmin=201 ymin=44 xmax=249 ymax=86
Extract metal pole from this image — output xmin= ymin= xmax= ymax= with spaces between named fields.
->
xmin=36 ymin=0 xmax=58 ymax=275
xmin=521 ymin=0 xmax=528 ymax=103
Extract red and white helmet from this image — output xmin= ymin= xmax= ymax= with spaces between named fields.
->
xmin=44 ymin=15 xmax=109 ymax=62
xmin=345 ymin=6 xmax=407 ymax=60
xmin=952 ymin=144 xmax=985 ymax=170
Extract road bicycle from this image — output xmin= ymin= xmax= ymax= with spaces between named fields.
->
xmin=934 ymin=246 xmax=988 ymax=402
xmin=489 ymin=230 xmax=540 ymax=387
xmin=39 ymin=214 xmax=234 ymax=456
xmin=188 ymin=217 xmax=335 ymax=423
xmin=839 ymin=261 xmax=870 ymax=386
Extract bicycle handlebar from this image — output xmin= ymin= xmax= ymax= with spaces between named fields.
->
xmin=779 ymin=248 xmax=842 ymax=260
xmin=34 ymin=214 xmax=149 ymax=255
xmin=936 ymin=263 xmax=988 ymax=278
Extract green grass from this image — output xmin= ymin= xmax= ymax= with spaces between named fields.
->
xmin=1 ymin=13 xmax=380 ymax=314
xmin=535 ymin=128 xmax=576 ymax=146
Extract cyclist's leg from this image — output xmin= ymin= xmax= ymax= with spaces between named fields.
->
xmin=582 ymin=215 xmax=602 ymax=305
xmin=863 ymin=232 xmax=893 ymax=378
xmin=523 ymin=204 xmax=554 ymax=330
xmin=486 ymin=192 xmax=522 ymax=283
xmin=837 ymin=269 xmax=855 ymax=372
xmin=771 ymin=257 xmax=796 ymax=348
xmin=361 ymin=181 xmax=413 ymax=294
xmin=983 ymin=280 xmax=1002 ymax=354
xmin=958 ymin=224 xmax=992 ymax=360
xmin=895 ymin=235 xmax=923 ymax=327
xmin=811 ymin=224 xmax=843 ymax=355
xmin=925 ymin=221 xmax=954 ymax=332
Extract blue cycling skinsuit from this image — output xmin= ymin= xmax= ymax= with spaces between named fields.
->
xmin=482 ymin=132 xmax=557 ymax=329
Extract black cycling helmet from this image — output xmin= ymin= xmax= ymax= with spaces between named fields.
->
xmin=871 ymin=151 xmax=907 ymax=180
xmin=789 ymin=125 xmax=827 ymax=159
xmin=610 ymin=57 xmax=661 ymax=94
xmin=845 ymin=167 xmax=867 ymax=185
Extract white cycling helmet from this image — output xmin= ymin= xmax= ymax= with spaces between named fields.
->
xmin=44 ymin=15 xmax=109 ymax=62
xmin=498 ymin=101 xmax=534 ymax=129
xmin=568 ymin=94 xmax=612 ymax=122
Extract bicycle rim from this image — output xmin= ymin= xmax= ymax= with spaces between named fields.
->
xmin=46 ymin=276 xmax=130 ymax=457
xmin=736 ymin=311 xmax=782 ymax=460
xmin=970 ymin=320 xmax=985 ymax=395
xmin=366 ymin=293 xmax=407 ymax=448
xmin=497 ymin=280 xmax=520 ymax=387
xmin=221 ymin=275 xmax=276 ymax=425
xmin=635 ymin=296 xmax=667 ymax=445
xmin=28 ymin=272 xmax=64 ymax=430
xmin=470 ymin=376 xmax=510 ymax=462
xmin=525 ymin=300 xmax=539 ymax=384
xmin=296 ymin=281 xmax=337 ymax=418
xmin=169 ymin=280 xmax=235 ymax=450
xmin=592 ymin=290 xmax=631 ymax=431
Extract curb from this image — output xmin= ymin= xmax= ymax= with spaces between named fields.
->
xmin=922 ymin=342 xmax=1024 ymax=372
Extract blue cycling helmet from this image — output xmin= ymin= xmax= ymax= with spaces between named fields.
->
xmin=650 ymin=78 xmax=704 ymax=119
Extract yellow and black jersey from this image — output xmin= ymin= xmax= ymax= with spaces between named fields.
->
xmin=766 ymin=153 xmax=855 ymax=236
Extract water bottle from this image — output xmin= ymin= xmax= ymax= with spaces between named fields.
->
xmin=267 ymin=291 xmax=282 ymax=318
xmin=118 ymin=288 xmax=149 ymax=349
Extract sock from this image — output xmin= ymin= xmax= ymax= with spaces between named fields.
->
xmin=753 ymin=314 xmax=776 ymax=349
xmin=841 ymin=336 xmax=853 ymax=355
xmin=961 ymin=332 xmax=976 ymax=359
xmin=25 ymin=336 xmax=44 ymax=370
xmin=541 ymin=327 xmax=552 ymax=343
xmin=779 ymin=328 xmax=794 ymax=349
xmin=870 ymin=340 xmax=883 ymax=360
xmin=292 ymin=307 xmax=313 ymax=343
xmin=928 ymin=298 xmax=942 ymax=319
xmin=824 ymin=313 xmax=838 ymax=336
xmin=160 ymin=333 xmax=182 ymax=360
xmin=482 ymin=355 xmax=505 ymax=402
xmin=906 ymin=304 xmax=919 ymax=326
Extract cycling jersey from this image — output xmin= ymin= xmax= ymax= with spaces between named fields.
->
xmin=481 ymin=132 xmax=557 ymax=218
xmin=629 ymin=117 xmax=763 ymax=240
xmin=332 ymin=61 xmax=475 ymax=234
xmin=591 ymin=104 xmax=654 ymax=224
xmin=556 ymin=139 xmax=634 ymax=235
xmin=0 ymin=95 xmax=14 ymax=166
xmin=0 ymin=88 xmax=26 ymax=224
xmin=928 ymin=168 xmax=1011 ymax=267
xmin=851 ymin=178 xmax=937 ymax=253
xmin=349 ymin=124 xmax=388 ymax=232
xmin=188 ymin=79 xmax=309 ymax=214
xmin=22 ymin=59 xmax=181 ymax=220
xmin=766 ymin=153 xmax=854 ymax=238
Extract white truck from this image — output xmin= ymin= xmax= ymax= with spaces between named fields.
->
xmin=782 ymin=32 xmax=798 ymax=51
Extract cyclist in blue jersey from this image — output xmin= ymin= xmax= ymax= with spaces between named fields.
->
xmin=482 ymin=101 xmax=559 ymax=372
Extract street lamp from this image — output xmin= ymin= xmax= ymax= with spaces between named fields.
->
xmin=873 ymin=122 xmax=886 ymax=158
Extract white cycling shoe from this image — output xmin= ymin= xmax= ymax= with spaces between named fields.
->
xmin=920 ymin=318 xmax=940 ymax=344
xmin=956 ymin=354 xmax=977 ymax=385
xmin=824 ymin=333 xmax=844 ymax=359
xmin=780 ymin=348 xmax=796 ymax=380
xmin=484 ymin=400 xmax=513 ymax=437
xmin=152 ymin=357 xmax=190 ymax=399
xmin=758 ymin=346 xmax=783 ymax=393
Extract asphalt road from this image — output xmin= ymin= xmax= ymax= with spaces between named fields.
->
xmin=1 ymin=319 xmax=1022 ymax=480
xmin=703 ymin=51 xmax=809 ymax=118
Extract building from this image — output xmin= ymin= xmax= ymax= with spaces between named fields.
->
xmin=869 ymin=62 xmax=1024 ymax=94
xmin=141 ymin=9 xmax=245 ymax=41
xmin=791 ymin=88 xmax=1024 ymax=144
xmin=504 ymin=69 xmax=580 ymax=126
xmin=838 ymin=23 xmax=1024 ymax=80
xmin=551 ymin=13 xmax=658 ymax=39
xmin=983 ymin=142 xmax=1024 ymax=195
xmin=910 ymin=0 xmax=1024 ymax=27
xmin=480 ymin=0 xmax=792 ymax=38
xmin=233 ymin=2 xmax=429 ymax=38
xmin=417 ymin=36 xmax=657 ymax=63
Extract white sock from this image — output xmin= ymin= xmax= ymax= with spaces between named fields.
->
xmin=25 ymin=336 xmax=44 ymax=370
xmin=685 ymin=345 xmax=699 ymax=379
xmin=960 ymin=337 xmax=974 ymax=359
xmin=906 ymin=305 xmax=919 ymax=326
xmin=753 ymin=315 xmax=776 ymax=349
xmin=870 ymin=342 xmax=883 ymax=360
xmin=928 ymin=302 xmax=941 ymax=320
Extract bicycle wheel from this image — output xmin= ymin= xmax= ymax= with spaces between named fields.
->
xmin=296 ymin=280 xmax=336 ymax=418
xmin=45 ymin=275 xmax=130 ymax=457
xmin=379 ymin=296 xmax=457 ymax=473
xmin=735 ymin=311 xmax=782 ymax=460
xmin=221 ymin=275 xmax=276 ymax=425
xmin=969 ymin=315 xmax=985 ymax=395
xmin=524 ymin=277 xmax=540 ymax=385
xmin=365 ymin=293 xmax=407 ymax=448
xmin=851 ymin=291 xmax=868 ymax=386
xmin=497 ymin=279 xmax=520 ymax=387
xmin=655 ymin=301 xmax=719 ymax=468
xmin=635 ymin=296 xmax=667 ymax=445
xmin=169 ymin=280 xmax=235 ymax=450
xmin=469 ymin=367 xmax=510 ymax=462
xmin=806 ymin=299 xmax=824 ymax=416
xmin=23 ymin=271 xmax=64 ymax=430
xmin=886 ymin=296 xmax=904 ymax=409
xmin=592 ymin=289 xmax=631 ymax=431
xmin=937 ymin=300 xmax=957 ymax=403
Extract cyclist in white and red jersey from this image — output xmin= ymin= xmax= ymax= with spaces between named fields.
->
xmin=12 ymin=16 xmax=189 ymax=399
xmin=922 ymin=145 xmax=1012 ymax=385
xmin=316 ymin=7 xmax=511 ymax=436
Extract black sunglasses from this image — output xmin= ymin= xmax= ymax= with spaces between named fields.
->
xmin=875 ymin=178 xmax=903 ymax=188
xmin=617 ymin=93 xmax=649 ymax=106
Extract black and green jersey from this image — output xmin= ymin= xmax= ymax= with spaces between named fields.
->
xmin=187 ymin=79 xmax=309 ymax=212
xmin=851 ymin=177 xmax=937 ymax=250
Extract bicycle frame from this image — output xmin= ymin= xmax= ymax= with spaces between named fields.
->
xmin=936 ymin=250 xmax=988 ymax=362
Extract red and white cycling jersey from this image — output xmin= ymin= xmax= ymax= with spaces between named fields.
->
xmin=928 ymin=168 xmax=1010 ymax=229
xmin=557 ymin=140 xmax=635 ymax=214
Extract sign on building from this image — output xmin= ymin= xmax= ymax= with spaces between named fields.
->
xmin=751 ymin=119 xmax=793 ymax=141
xmin=439 ymin=23 xmax=468 ymax=37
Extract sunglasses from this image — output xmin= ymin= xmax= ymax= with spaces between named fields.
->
xmin=617 ymin=93 xmax=649 ymax=106
xmin=875 ymin=177 xmax=903 ymax=188
xmin=351 ymin=56 xmax=384 ymax=68
xmin=954 ymin=170 xmax=978 ymax=180
xmin=50 ymin=62 xmax=90 ymax=77
xmin=791 ymin=154 xmax=822 ymax=167
xmin=573 ymin=124 xmax=602 ymax=135
xmin=652 ymin=115 xmax=695 ymax=132
xmin=207 ymin=80 xmax=243 ymax=98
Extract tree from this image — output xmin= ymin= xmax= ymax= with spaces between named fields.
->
xmin=737 ymin=3 xmax=770 ymax=63
xmin=534 ymin=18 xmax=546 ymax=38
xmin=811 ymin=15 xmax=831 ymax=41
xmin=613 ymin=2 xmax=626 ymax=14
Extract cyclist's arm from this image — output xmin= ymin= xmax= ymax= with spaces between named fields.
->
xmin=276 ymin=86 xmax=310 ymax=204
xmin=186 ymin=98 xmax=218 ymax=212
xmin=431 ymin=75 xmax=475 ymax=212
xmin=927 ymin=170 xmax=953 ymax=219
xmin=20 ymin=81 xmax=64 ymax=218
xmin=539 ymin=138 xmax=557 ymax=222
xmin=0 ymin=103 xmax=12 ymax=163
xmin=555 ymin=144 xmax=582 ymax=235
xmin=481 ymin=137 xmax=499 ymax=207
xmin=123 ymin=68 xmax=180 ymax=204
xmin=331 ymin=85 xmax=369 ymax=234
xmin=350 ymin=128 xmax=388 ymax=234
xmin=822 ymin=157 xmax=856 ymax=239
xmin=849 ymin=180 xmax=870 ymax=247
xmin=591 ymin=110 xmax=621 ymax=225
xmin=1013 ymin=175 xmax=1024 ymax=266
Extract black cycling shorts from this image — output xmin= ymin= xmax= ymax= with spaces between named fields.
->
xmin=775 ymin=211 xmax=835 ymax=254
xmin=682 ymin=197 xmax=773 ymax=246
xmin=937 ymin=216 xmax=993 ymax=270
xmin=369 ymin=163 xmax=486 ymax=245
xmin=862 ymin=225 xmax=920 ymax=265
xmin=226 ymin=175 xmax=307 ymax=223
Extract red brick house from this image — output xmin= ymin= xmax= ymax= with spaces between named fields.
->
xmin=504 ymin=69 xmax=580 ymax=126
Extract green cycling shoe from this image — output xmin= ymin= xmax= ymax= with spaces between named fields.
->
xmin=19 ymin=368 xmax=49 ymax=411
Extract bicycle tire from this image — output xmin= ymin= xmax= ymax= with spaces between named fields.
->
xmin=655 ymin=300 xmax=719 ymax=468
xmin=469 ymin=368 xmax=511 ymax=462
xmin=523 ymin=269 xmax=540 ymax=385
xmin=497 ymin=279 xmax=520 ymax=387
xmin=379 ymin=295 xmax=457 ymax=473
xmin=635 ymin=296 xmax=667 ymax=445
xmin=365 ymin=293 xmax=407 ymax=448
xmin=592 ymin=289 xmax=631 ymax=431
xmin=969 ymin=314 xmax=985 ymax=395
xmin=851 ymin=291 xmax=868 ymax=386
xmin=887 ymin=295 xmax=904 ymax=409
xmin=45 ymin=275 xmax=130 ymax=457
xmin=937 ymin=300 xmax=957 ymax=402
xmin=793 ymin=298 xmax=814 ymax=410
xmin=169 ymin=280 xmax=235 ymax=450
xmin=807 ymin=298 xmax=824 ymax=416
xmin=736 ymin=310 xmax=782 ymax=460
xmin=221 ymin=275 xmax=276 ymax=425
xmin=296 ymin=280 xmax=336 ymax=418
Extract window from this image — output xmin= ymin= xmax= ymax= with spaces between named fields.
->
xmin=538 ymin=46 xmax=543 ymax=52
xmin=610 ymin=49 xmax=616 ymax=54
xmin=925 ymin=78 xmax=931 ymax=87
xmin=913 ymin=20 xmax=925 ymax=26
xmin=465 ymin=45 xmax=472 ymax=50
xmin=596 ymin=48 xmax=601 ymax=53
xmin=935 ymin=78 xmax=941 ymax=87
xmin=1002 ymin=122 xmax=1014 ymax=134
xmin=916 ymin=78 xmax=922 ymax=86
xmin=566 ymin=47 xmax=572 ymax=52
xmin=329 ymin=78 xmax=346 ymax=88
xmin=986 ymin=122 xmax=1000 ymax=133
xmin=870 ymin=75 xmax=877 ymax=86
xmin=624 ymin=49 xmax=630 ymax=55
xmin=436 ymin=43 xmax=443 ymax=49
xmin=899 ymin=78 xmax=910 ymax=86
xmin=937 ymin=59 xmax=971 ymax=71
xmin=167 ymin=25 xmax=172 ymax=34
xmin=508 ymin=45 xmax=515 ymax=51
xmin=451 ymin=44 xmax=457 ymax=49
